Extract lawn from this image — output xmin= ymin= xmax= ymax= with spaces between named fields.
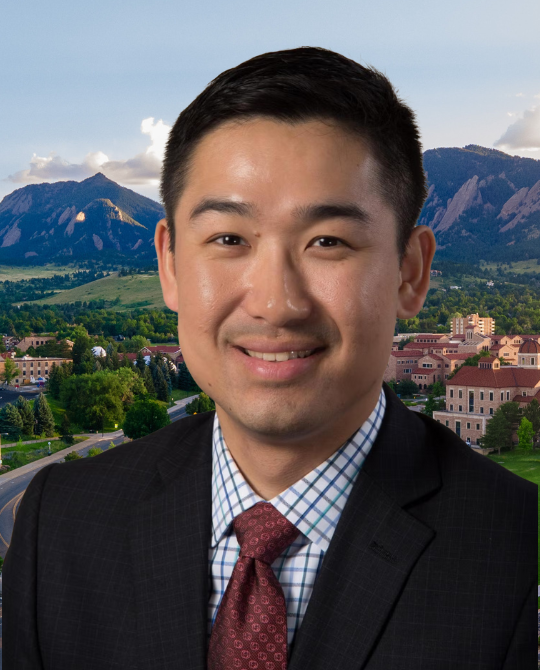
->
xmin=171 ymin=388 xmax=200 ymax=401
xmin=486 ymin=449 xmax=540 ymax=604
xmin=2 ymin=436 xmax=87 ymax=456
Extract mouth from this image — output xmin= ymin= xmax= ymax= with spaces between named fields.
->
xmin=237 ymin=346 xmax=323 ymax=361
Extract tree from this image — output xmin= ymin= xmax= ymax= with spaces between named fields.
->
xmin=15 ymin=395 xmax=34 ymax=437
xmin=143 ymin=364 xmax=156 ymax=396
xmin=517 ymin=417 xmax=534 ymax=450
xmin=482 ymin=408 xmax=512 ymax=455
xmin=135 ymin=350 xmax=146 ymax=376
xmin=431 ymin=381 xmax=445 ymax=397
xmin=0 ymin=403 xmax=24 ymax=439
xmin=126 ymin=335 xmax=151 ymax=353
xmin=185 ymin=392 xmax=216 ymax=415
xmin=422 ymin=394 xmax=437 ymax=418
xmin=72 ymin=334 xmax=93 ymax=374
xmin=154 ymin=365 xmax=169 ymax=402
xmin=499 ymin=402 xmax=522 ymax=445
xmin=177 ymin=362 xmax=201 ymax=392
xmin=60 ymin=412 xmax=74 ymax=446
xmin=33 ymin=393 xmax=55 ymax=437
xmin=395 ymin=379 xmax=418 ymax=397
xmin=1 ymin=357 xmax=16 ymax=385
xmin=60 ymin=371 xmax=125 ymax=432
xmin=123 ymin=398 xmax=171 ymax=439
xmin=523 ymin=398 xmax=540 ymax=447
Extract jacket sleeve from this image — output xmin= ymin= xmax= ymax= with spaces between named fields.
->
xmin=3 ymin=463 xmax=58 ymax=670
xmin=501 ymin=581 xmax=537 ymax=670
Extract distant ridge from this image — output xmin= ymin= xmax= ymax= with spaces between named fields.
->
xmin=0 ymin=173 xmax=164 ymax=262
xmin=419 ymin=145 xmax=540 ymax=263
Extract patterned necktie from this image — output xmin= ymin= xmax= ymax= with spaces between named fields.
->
xmin=208 ymin=501 xmax=300 ymax=670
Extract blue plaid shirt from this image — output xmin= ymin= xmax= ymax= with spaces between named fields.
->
xmin=208 ymin=386 xmax=386 ymax=648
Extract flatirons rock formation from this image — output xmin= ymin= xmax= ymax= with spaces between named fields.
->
xmin=0 ymin=173 xmax=164 ymax=262
xmin=419 ymin=145 xmax=540 ymax=262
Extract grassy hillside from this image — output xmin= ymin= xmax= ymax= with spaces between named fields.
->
xmin=22 ymin=272 xmax=166 ymax=311
xmin=0 ymin=264 xmax=82 ymax=281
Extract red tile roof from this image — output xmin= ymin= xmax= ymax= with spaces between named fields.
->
xmin=449 ymin=366 xmax=540 ymax=388
xmin=413 ymin=334 xmax=448 ymax=340
xmin=403 ymin=342 xmax=430 ymax=349
xmin=420 ymin=353 xmax=444 ymax=361
xmin=390 ymin=350 xmax=423 ymax=357
xmin=141 ymin=346 xmax=181 ymax=353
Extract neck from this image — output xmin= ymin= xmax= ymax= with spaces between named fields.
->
xmin=215 ymin=384 xmax=382 ymax=500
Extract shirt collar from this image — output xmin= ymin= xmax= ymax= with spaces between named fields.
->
xmin=210 ymin=386 xmax=386 ymax=551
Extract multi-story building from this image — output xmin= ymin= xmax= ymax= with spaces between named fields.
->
xmin=450 ymin=313 xmax=495 ymax=337
xmin=433 ymin=342 xmax=540 ymax=447
xmin=0 ymin=354 xmax=72 ymax=386
xmin=16 ymin=334 xmax=57 ymax=352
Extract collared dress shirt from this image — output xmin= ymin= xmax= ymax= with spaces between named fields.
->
xmin=208 ymin=386 xmax=386 ymax=650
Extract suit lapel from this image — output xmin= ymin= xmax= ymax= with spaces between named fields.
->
xmin=129 ymin=412 xmax=215 ymax=670
xmin=289 ymin=384 xmax=441 ymax=670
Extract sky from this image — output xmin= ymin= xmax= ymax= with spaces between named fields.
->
xmin=1 ymin=0 xmax=539 ymax=203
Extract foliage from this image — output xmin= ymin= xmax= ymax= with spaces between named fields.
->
xmin=14 ymin=395 xmax=35 ymax=436
xmin=421 ymin=394 xmax=445 ymax=418
xmin=47 ymin=361 xmax=73 ymax=399
xmin=122 ymin=397 xmax=171 ymax=439
xmin=177 ymin=362 xmax=201 ymax=393
xmin=431 ymin=381 xmax=445 ymax=397
xmin=482 ymin=407 xmax=513 ymax=454
xmin=1 ymin=356 xmax=16 ymax=385
xmin=0 ymin=403 xmax=23 ymax=439
xmin=87 ymin=447 xmax=104 ymax=457
xmin=394 ymin=379 xmax=419 ymax=397
xmin=64 ymin=451 xmax=82 ymax=461
xmin=60 ymin=412 xmax=74 ymax=445
xmin=60 ymin=371 xmax=127 ymax=431
xmin=33 ymin=393 xmax=55 ymax=437
xmin=523 ymin=399 xmax=540 ymax=444
xmin=185 ymin=392 xmax=216 ymax=415
xmin=517 ymin=417 xmax=534 ymax=450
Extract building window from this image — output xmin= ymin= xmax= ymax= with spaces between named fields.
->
xmin=445 ymin=420 xmax=449 ymax=427
xmin=476 ymin=423 xmax=480 ymax=430
xmin=404 ymin=368 xmax=411 ymax=373
xmin=489 ymin=407 xmax=493 ymax=415
xmin=445 ymin=364 xmax=449 ymax=368
xmin=489 ymin=391 xmax=493 ymax=401
xmin=480 ymin=391 xmax=484 ymax=400
xmin=506 ymin=391 xmax=509 ymax=400
xmin=522 ymin=391 xmax=527 ymax=396
xmin=500 ymin=392 xmax=503 ymax=401
xmin=458 ymin=389 xmax=463 ymax=399
xmin=459 ymin=405 xmax=462 ymax=412
xmin=480 ymin=407 xmax=484 ymax=414
xmin=469 ymin=390 xmax=474 ymax=413
xmin=466 ymin=422 xmax=471 ymax=429
xmin=445 ymin=374 xmax=448 ymax=379
xmin=450 ymin=404 xmax=454 ymax=411
xmin=450 ymin=389 xmax=454 ymax=398
xmin=531 ymin=358 xmax=535 ymax=365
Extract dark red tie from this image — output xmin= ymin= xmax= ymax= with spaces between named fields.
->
xmin=208 ymin=501 xmax=300 ymax=670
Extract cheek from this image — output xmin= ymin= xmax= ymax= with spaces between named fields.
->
xmin=175 ymin=255 xmax=236 ymax=343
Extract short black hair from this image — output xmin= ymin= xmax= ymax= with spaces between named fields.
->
xmin=161 ymin=46 xmax=427 ymax=264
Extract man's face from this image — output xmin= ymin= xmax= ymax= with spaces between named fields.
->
xmin=169 ymin=118 xmax=402 ymax=440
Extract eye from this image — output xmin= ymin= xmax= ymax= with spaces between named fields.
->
xmin=212 ymin=234 xmax=247 ymax=246
xmin=311 ymin=236 xmax=346 ymax=248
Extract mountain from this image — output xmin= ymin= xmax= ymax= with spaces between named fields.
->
xmin=419 ymin=146 xmax=540 ymax=263
xmin=0 ymin=173 xmax=165 ymax=262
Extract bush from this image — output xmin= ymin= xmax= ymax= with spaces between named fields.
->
xmin=87 ymin=447 xmax=103 ymax=458
xmin=64 ymin=451 xmax=82 ymax=461
xmin=185 ymin=392 xmax=216 ymax=415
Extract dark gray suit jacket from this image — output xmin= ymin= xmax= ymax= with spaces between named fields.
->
xmin=3 ymin=383 xmax=537 ymax=669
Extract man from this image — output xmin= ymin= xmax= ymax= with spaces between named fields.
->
xmin=3 ymin=47 xmax=536 ymax=669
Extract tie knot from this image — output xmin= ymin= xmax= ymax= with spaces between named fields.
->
xmin=233 ymin=501 xmax=300 ymax=565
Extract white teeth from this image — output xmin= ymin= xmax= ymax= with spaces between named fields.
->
xmin=244 ymin=349 xmax=315 ymax=361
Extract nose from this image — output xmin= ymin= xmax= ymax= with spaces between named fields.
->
xmin=243 ymin=246 xmax=313 ymax=327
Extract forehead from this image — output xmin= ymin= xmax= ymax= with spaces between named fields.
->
xmin=185 ymin=118 xmax=380 ymax=190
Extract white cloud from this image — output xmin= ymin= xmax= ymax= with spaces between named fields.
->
xmin=494 ymin=105 xmax=540 ymax=152
xmin=6 ymin=118 xmax=171 ymax=186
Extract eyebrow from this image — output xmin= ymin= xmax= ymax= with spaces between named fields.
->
xmin=188 ymin=198 xmax=372 ymax=227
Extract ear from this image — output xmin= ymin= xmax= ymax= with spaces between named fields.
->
xmin=155 ymin=218 xmax=178 ymax=312
xmin=396 ymin=225 xmax=437 ymax=319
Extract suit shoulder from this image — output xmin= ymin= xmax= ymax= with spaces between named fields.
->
xmin=45 ymin=411 xmax=215 ymax=499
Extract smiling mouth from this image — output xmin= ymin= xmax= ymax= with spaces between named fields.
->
xmin=239 ymin=347 xmax=323 ymax=361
